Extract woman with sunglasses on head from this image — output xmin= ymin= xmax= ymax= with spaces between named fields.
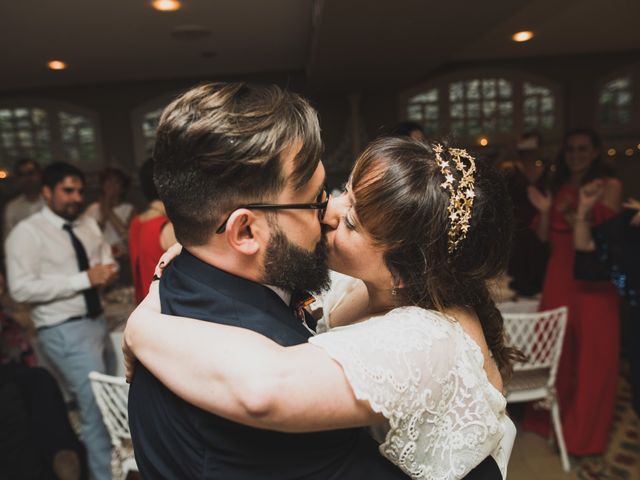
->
xmin=124 ymin=137 xmax=520 ymax=479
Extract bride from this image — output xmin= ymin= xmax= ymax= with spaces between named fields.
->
xmin=124 ymin=137 xmax=520 ymax=479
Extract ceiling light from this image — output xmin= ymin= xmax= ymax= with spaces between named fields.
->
xmin=512 ymin=31 xmax=534 ymax=43
xmin=0 ymin=170 xmax=7 ymax=179
xmin=607 ymin=148 xmax=616 ymax=157
xmin=47 ymin=60 xmax=67 ymax=71
xmin=479 ymin=137 xmax=489 ymax=147
xmin=625 ymin=148 xmax=634 ymax=157
xmin=152 ymin=0 xmax=181 ymax=12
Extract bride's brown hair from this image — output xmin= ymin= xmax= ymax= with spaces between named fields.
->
xmin=350 ymin=136 xmax=522 ymax=376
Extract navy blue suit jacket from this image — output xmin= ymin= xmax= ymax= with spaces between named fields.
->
xmin=128 ymin=250 xmax=406 ymax=479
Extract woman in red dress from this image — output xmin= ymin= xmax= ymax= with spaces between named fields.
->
xmin=129 ymin=159 xmax=176 ymax=304
xmin=524 ymin=128 xmax=622 ymax=456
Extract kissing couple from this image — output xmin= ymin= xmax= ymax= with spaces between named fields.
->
xmin=125 ymin=82 xmax=519 ymax=479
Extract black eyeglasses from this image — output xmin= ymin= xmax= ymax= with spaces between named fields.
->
xmin=215 ymin=186 xmax=329 ymax=234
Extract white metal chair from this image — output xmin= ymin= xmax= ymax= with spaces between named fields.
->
xmin=502 ymin=306 xmax=570 ymax=472
xmin=89 ymin=371 xmax=137 ymax=479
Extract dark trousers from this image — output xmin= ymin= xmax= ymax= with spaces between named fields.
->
xmin=0 ymin=363 xmax=87 ymax=479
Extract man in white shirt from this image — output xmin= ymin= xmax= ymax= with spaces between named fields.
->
xmin=5 ymin=162 xmax=118 ymax=480
xmin=3 ymin=158 xmax=44 ymax=241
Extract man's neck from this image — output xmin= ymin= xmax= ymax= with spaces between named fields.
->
xmin=187 ymin=243 xmax=263 ymax=285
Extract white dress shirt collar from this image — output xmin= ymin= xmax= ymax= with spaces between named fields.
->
xmin=264 ymin=285 xmax=292 ymax=306
xmin=41 ymin=205 xmax=77 ymax=229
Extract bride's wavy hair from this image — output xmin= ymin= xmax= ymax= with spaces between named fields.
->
xmin=350 ymin=136 xmax=523 ymax=376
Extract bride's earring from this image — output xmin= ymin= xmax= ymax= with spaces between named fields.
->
xmin=391 ymin=272 xmax=401 ymax=297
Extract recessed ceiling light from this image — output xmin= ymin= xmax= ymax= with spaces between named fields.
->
xmin=479 ymin=137 xmax=489 ymax=147
xmin=625 ymin=148 xmax=634 ymax=157
xmin=152 ymin=0 xmax=181 ymax=12
xmin=607 ymin=148 xmax=616 ymax=157
xmin=512 ymin=31 xmax=534 ymax=43
xmin=47 ymin=60 xmax=67 ymax=71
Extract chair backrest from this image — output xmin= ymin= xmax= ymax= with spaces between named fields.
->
xmin=89 ymin=371 xmax=131 ymax=448
xmin=502 ymin=306 xmax=568 ymax=386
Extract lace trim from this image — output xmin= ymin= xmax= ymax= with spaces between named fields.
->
xmin=310 ymin=308 xmax=513 ymax=479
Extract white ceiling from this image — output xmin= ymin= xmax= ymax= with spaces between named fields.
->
xmin=2 ymin=0 xmax=639 ymax=93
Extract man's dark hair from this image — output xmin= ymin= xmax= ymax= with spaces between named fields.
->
xmin=13 ymin=158 xmax=40 ymax=174
xmin=41 ymin=162 xmax=85 ymax=190
xmin=138 ymin=159 xmax=158 ymax=202
xmin=153 ymin=82 xmax=323 ymax=246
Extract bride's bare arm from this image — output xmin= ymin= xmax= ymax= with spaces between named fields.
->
xmin=124 ymin=284 xmax=382 ymax=433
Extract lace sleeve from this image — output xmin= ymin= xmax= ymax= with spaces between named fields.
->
xmin=309 ymin=307 xmax=511 ymax=480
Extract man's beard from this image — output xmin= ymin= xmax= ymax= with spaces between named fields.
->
xmin=54 ymin=202 xmax=82 ymax=221
xmin=263 ymin=227 xmax=330 ymax=294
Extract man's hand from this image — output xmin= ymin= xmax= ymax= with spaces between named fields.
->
xmin=87 ymin=263 xmax=118 ymax=287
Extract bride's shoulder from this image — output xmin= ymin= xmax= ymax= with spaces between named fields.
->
xmin=374 ymin=306 xmax=458 ymax=331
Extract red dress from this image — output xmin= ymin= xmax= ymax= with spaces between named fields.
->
xmin=128 ymin=215 xmax=169 ymax=304
xmin=523 ymin=182 xmax=619 ymax=455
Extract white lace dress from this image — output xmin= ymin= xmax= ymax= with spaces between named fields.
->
xmin=309 ymin=273 xmax=516 ymax=480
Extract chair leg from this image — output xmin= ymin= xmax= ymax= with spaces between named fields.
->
xmin=550 ymin=401 xmax=571 ymax=472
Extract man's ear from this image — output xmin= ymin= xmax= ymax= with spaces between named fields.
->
xmin=41 ymin=185 xmax=52 ymax=203
xmin=223 ymin=209 xmax=269 ymax=256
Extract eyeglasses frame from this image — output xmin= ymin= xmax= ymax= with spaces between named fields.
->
xmin=215 ymin=187 xmax=329 ymax=234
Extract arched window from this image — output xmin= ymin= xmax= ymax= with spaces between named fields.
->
xmin=598 ymin=76 xmax=633 ymax=128
xmin=407 ymin=88 xmax=439 ymax=136
xmin=59 ymin=111 xmax=98 ymax=163
xmin=523 ymin=82 xmax=555 ymax=131
xmin=132 ymin=93 xmax=178 ymax=166
xmin=140 ymin=108 xmax=164 ymax=160
xmin=449 ymin=78 xmax=513 ymax=136
xmin=400 ymin=71 xmax=561 ymax=146
xmin=0 ymin=102 xmax=102 ymax=170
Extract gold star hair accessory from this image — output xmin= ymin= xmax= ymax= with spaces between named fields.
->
xmin=433 ymin=143 xmax=477 ymax=254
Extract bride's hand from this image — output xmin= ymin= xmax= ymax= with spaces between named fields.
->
xmin=154 ymin=243 xmax=183 ymax=280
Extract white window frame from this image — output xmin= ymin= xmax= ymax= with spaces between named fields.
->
xmin=0 ymin=99 xmax=103 ymax=170
xmin=131 ymin=92 xmax=180 ymax=167
xmin=399 ymin=69 xmax=563 ymax=146
xmin=597 ymin=65 xmax=639 ymax=137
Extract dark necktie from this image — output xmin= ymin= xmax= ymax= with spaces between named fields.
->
xmin=63 ymin=223 xmax=103 ymax=318
xmin=290 ymin=290 xmax=317 ymax=331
